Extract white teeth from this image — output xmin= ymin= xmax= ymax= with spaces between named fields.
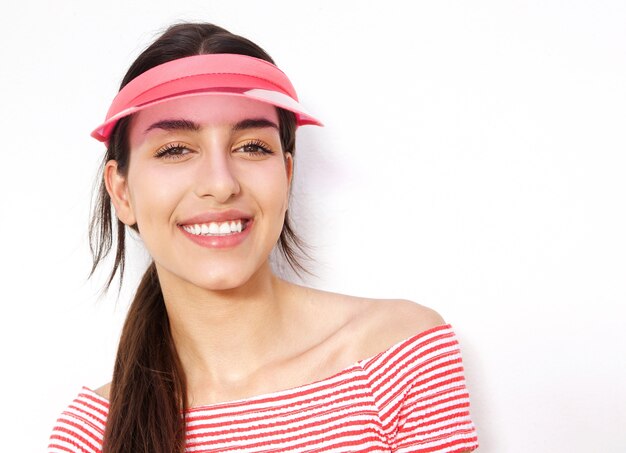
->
xmin=182 ymin=219 xmax=247 ymax=236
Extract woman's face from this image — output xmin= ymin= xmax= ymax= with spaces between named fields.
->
xmin=106 ymin=95 xmax=293 ymax=292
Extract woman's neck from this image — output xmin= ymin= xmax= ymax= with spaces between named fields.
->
xmin=156 ymin=260 xmax=299 ymax=400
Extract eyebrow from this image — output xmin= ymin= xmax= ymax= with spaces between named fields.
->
xmin=232 ymin=118 xmax=279 ymax=131
xmin=144 ymin=119 xmax=200 ymax=134
xmin=144 ymin=117 xmax=279 ymax=135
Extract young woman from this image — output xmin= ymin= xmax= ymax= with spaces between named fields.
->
xmin=48 ymin=22 xmax=478 ymax=453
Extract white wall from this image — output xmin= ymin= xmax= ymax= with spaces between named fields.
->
xmin=1 ymin=1 xmax=624 ymax=451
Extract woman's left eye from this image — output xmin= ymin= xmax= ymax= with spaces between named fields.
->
xmin=234 ymin=140 xmax=274 ymax=156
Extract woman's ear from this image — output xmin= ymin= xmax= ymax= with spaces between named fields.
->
xmin=284 ymin=151 xmax=294 ymax=190
xmin=104 ymin=160 xmax=136 ymax=226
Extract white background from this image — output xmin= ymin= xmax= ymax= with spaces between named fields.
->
xmin=1 ymin=1 xmax=624 ymax=451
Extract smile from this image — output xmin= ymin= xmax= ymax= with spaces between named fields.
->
xmin=181 ymin=219 xmax=248 ymax=236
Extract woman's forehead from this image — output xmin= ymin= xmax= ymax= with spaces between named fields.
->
xmin=130 ymin=95 xmax=280 ymax=134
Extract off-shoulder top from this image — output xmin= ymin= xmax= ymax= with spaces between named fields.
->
xmin=48 ymin=324 xmax=478 ymax=452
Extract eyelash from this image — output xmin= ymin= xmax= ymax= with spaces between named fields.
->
xmin=235 ymin=140 xmax=274 ymax=156
xmin=153 ymin=140 xmax=274 ymax=160
xmin=153 ymin=143 xmax=190 ymax=159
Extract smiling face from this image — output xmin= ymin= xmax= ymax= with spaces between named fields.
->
xmin=105 ymin=95 xmax=293 ymax=292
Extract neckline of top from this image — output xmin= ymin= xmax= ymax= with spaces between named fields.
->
xmin=82 ymin=323 xmax=454 ymax=413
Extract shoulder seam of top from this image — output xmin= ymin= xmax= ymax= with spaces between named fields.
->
xmin=356 ymin=357 xmax=394 ymax=448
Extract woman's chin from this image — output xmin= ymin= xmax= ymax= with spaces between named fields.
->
xmin=155 ymin=260 xmax=268 ymax=294
xmin=192 ymin=275 xmax=253 ymax=292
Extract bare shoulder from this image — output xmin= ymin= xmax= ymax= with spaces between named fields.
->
xmin=297 ymin=285 xmax=446 ymax=362
xmin=93 ymin=382 xmax=111 ymax=400
xmin=365 ymin=298 xmax=445 ymax=337
xmin=346 ymin=297 xmax=447 ymax=360
xmin=363 ymin=299 xmax=445 ymax=346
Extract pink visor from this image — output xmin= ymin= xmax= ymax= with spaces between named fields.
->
xmin=91 ymin=53 xmax=322 ymax=143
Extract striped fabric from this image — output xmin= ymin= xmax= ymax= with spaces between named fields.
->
xmin=48 ymin=324 xmax=478 ymax=452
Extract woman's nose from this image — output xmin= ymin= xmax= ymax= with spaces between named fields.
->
xmin=193 ymin=149 xmax=241 ymax=203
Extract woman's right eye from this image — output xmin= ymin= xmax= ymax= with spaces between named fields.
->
xmin=153 ymin=143 xmax=192 ymax=160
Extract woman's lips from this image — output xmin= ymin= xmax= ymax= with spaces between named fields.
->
xmin=179 ymin=218 xmax=253 ymax=249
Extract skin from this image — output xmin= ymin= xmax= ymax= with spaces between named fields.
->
xmin=101 ymin=95 xmax=446 ymax=408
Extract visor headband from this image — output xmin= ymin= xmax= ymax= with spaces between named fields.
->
xmin=91 ymin=53 xmax=322 ymax=143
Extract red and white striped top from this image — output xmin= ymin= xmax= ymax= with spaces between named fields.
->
xmin=48 ymin=324 xmax=478 ymax=452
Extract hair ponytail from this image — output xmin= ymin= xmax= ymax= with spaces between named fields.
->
xmin=102 ymin=262 xmax=187 ymax=453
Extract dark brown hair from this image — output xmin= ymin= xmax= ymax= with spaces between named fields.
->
xmin=89 ymin=22 xmax=309 ymax=453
